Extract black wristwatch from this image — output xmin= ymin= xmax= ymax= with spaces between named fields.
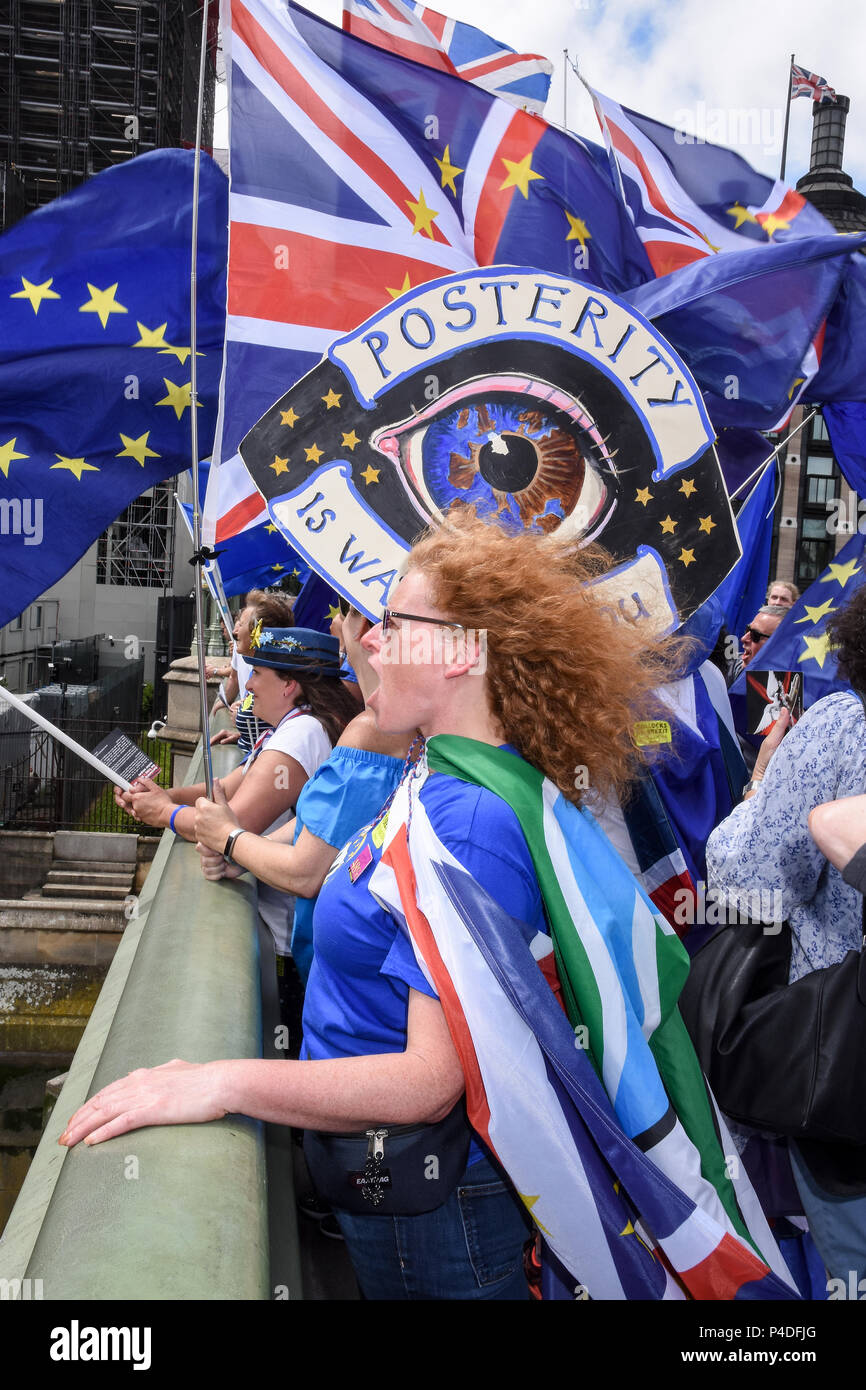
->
xmin=223 ymin=827 xmax=247 ymax=864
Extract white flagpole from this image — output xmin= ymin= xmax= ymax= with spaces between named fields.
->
xmin=188 ymin=0 xmax=217 ymax=798
xmin=0 ymin=684 xmax=132 ymax=792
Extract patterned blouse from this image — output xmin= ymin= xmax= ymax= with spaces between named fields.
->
xmin=706 ymin=690 xmax=865 ymax=983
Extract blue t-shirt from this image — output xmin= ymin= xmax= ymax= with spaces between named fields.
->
xmin=301 ymin=760 xmax=546 ymax=1062
xmin=290 ymin=745 xmax=404 ymax=983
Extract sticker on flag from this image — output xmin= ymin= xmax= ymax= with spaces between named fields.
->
xmin=238 ymin=265 xmax=740 ymax=631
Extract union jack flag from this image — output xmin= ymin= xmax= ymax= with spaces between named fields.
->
xmin=588 ymin=88 xmax=836 ymax=425
xmin=204 ymin=0 xmax=646 ymax=555
xmin=791 ymin=63 xmax=837 ymax=104
xmin=343 ymin=0 xmax=554 ymax=115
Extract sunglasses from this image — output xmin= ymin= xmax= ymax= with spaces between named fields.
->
xmin=745 ymin=626 xmax=770 ymax=643
xmin=380 ymin=609 xmax=471 ymax=634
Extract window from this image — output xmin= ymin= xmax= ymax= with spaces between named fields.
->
xmin=29 ymin=605 xmax=42 ymax=629
xmin=810 ymin=414 xmax=830 ymax=444
xmin=26 ymin=662 xmax=34 ymax=687
xmin=12 ymin=614 xmax=22 ymax=631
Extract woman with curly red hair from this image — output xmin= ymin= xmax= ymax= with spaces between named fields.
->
xmin=61 ymin=513 xmax=774 ymax=1301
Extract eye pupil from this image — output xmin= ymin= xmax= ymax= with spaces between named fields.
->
xmin=477 ymin=433 xmax=538 ymax=493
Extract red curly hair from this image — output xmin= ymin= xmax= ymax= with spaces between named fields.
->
xmin=407 ymin=511 xmax=682 ymax=804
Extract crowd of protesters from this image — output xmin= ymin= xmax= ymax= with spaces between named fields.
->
xmin=59 ymin=524 xmax=866 ymax=1302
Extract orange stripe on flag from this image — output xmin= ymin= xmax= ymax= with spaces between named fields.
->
xmin=680 ymin=1231 xmax=770 ymax=1301
xmin=474 ymin=109 xmax=546 ymax=265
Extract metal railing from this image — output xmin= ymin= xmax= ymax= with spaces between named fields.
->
xmin=0 ymin=729 xmax=301 ymax=1300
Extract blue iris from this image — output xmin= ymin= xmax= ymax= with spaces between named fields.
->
xmin=421 ymin=399 xmax=564 ymax=532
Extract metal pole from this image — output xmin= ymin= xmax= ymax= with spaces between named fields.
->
xmin=780 ymin=52 xmax=794 ymax=182
xmin=563 ymin=49 xmax=567 ymax=129
xmin=189 ymin=0 xmax=215 ymax=797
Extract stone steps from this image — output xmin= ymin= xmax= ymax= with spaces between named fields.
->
xmin=39 ymin=882 xmax=132 ymax=901
xmin=45 ymin=858 xmax=136 ymax=876
xmin=45 ymin=870 xmax=134 ymax=889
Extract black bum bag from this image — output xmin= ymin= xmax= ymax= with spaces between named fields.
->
xmin=303 ymin=1100 xmax=472 ymax=1215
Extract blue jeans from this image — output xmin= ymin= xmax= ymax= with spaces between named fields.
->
xmin=790 ymin=1142 xmax=866 ymax=1284
xmin=333 ymin=1154 xmax=532 ymax=1300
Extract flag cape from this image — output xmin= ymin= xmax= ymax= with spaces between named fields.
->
xmin=370 ymin=736 xmax=797 ymax=1299
xmin=0 ymin=149 xmax=227 ymax=628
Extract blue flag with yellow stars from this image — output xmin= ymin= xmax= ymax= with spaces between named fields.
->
xmin=0 ymin=148 xmax=227 ymax=628
xmin=729 ymin=529 xmax=866 ymax=740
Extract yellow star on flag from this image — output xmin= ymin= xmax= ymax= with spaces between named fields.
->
xmin=159 ymin=344 xmax=201 ymax=364
xmin=117 ymin=432 xmax=160 ymax=467
xmin=387 ymin=273 xmax=412 ymax=300
xmin=0 ymin=437 xmax=28 ymax=478
xmin=11 ymin=277 xmax=61 ymax=314
xmin=271 ymin=563 xmax=285 ymax=573
xmin=133 ymin=321 xmax=169 ymax=349
xmin=500 ymin=152 xmax=543 ymax=199
xmin=51 ymin=455 xmax=99 ymax=481
xmin=434 ymin=145 xmax=464 ymax=195
xmin=326 ymin=604 xmax=341 ymax=623
xmin=519 ymin=1194 xmax=552 ymax=1237
xmin=322 ymin=389 xmax=342 ymax=409
xmin=798 ymin=631 xmax=834 ymax=668
xmin=679 ymin=547 xmax=696 ymax=567
xmin=361 ymin=464 xmax=380 ymax=485
xmin=264 ymin=522 xmax=279 ymax=534
xmin=660 ymin=515 xmax=677 ymax=534
xmin=281 ymin=408 xmax=299 ymax=427
xmin=565 ymin=213 xmax=591 ymax=247
xmin=726 ymin=203 xmax=759 ymax=229
xmin=761 ymin=212 xmax=791 ymax=237
xmin=342 ymin=431 xmax=361 ymax=451
xmin=788 ymin=377 xmax=806 ymax=400
xmin=305 ymin=444 xmax=324 ymax=464
xmin=795 ymin=598 xmax=837 ymax=625
xmin=78 ymin=282 xmax=128 ymax=329
xmin=406 ymin=188 xmax=439 ymax=238
xmin=635 ymin=486 xmax=652 ymax=506
xmin=270 ymin=456 xmax=290 ymax=476
xmin=821 ymin=557 xmax=862 ymax=588
xmin=679 ymin=478 xmax=696 ymax=497
xmin=156 ymin=378 xmax=198 ymax=420
xmin=698 ymin=515 xmax=716 ymax=534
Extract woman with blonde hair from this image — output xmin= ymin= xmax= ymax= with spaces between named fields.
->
xmin=64 ymin=512 xmax=789 ymax=1301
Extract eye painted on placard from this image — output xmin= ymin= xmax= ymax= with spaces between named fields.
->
xmin=370 ymin=375 xmax=619 ymax=540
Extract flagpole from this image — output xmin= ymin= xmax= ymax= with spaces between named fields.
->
xmin=563 ymin=50 xmax=568 ymax=128
xmin=188 ymin=0 xmax=216 ymax=798
xmin=725 ymin=409 xmax=816 ymax=501
xmin=779 ymin=52 xmax=795 ymax=181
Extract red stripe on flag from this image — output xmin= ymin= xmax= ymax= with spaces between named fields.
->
xmin=233 ymin=0 xmax=451 ymax=243
xmin=346 ymin=13 xmax=456 ymax=73
xmin=756 ymin=186 xmax=808 ymax=230
xmin=216 ymin=490 xmax=266 ymax=542
xmin=474 ymin=109 xmax=546 ymax=264
xmin=460 ymin=52 xmax=539 ymax=81
xmin=417 ymin=5 xmax=448 ymax=42
xmin=680 ymin=1230 xmax=771 ymax=1301
xmin=382 ymin=829 xmax=495 ymax=1151
xmin=228 ymin=222 xmax=455 ymax=332
xmin=607 ymin=120 xmax=708 ymax=247
xmin=643 ymin=239 xmax=708 ymax=278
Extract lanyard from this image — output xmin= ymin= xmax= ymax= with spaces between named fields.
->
xmin=246 ymin=703 xmax=312 ymax=766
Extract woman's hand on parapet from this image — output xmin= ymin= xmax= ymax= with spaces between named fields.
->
xmin=194 ymin=780 xmax=240 ymax=853
xmin=58 ymin=1060 xmax=228 ymax=1147
xmin=195 ymin=842 xmax=246 ymax=881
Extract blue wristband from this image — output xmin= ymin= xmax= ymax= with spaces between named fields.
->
xmin=169 ymin=806 xmax=183 ymax=834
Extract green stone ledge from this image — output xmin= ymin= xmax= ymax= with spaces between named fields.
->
xmin=0 ymin=730 xmax=299 ymax=1300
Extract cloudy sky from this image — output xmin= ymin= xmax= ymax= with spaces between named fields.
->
xmin=214 ymin=0 xmax=866 ymax=193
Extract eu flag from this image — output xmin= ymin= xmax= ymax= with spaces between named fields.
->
xmin=0 ymin=149 xmax=227 ymax=629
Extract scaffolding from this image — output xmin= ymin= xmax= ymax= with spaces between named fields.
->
xmin=96 ymin=484 xmax=177 ymax=589
xmin=0 ymin=0 xmax=215 ymax=225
